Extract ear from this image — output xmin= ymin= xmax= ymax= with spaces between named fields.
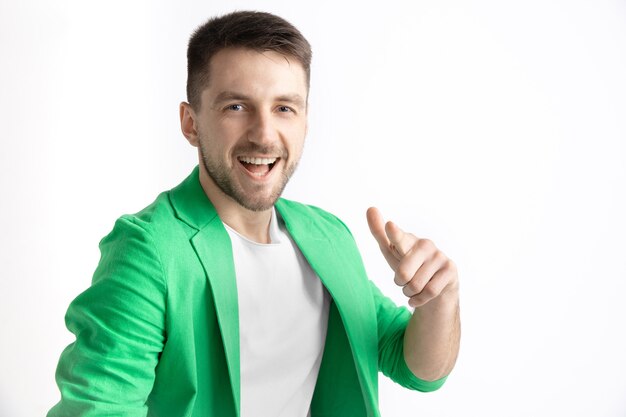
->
xmin=180 ymin=102 xmax=199 ymax=147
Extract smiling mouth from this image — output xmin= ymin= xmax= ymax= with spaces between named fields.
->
xmin=237 ymin=156 xmax=278 ymax=177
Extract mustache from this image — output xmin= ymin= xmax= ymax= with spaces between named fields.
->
xmin=233 ymin=144 xmax=288 ymax=158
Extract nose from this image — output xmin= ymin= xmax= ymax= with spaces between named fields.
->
xmin=247 ymin=108 xmax=278 ymax=145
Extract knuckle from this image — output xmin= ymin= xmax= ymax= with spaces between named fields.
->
xmin=394 ymin=272 xmax=410 ymax=286
xmin=409 ymin=279 xmax=424 ymax=294
xmin=417 ymin=238 xmax=435 ymax=252
xmin=402 ymin=285 xmax=414 ymax=297
xmin=443 ymin=258 xmax=457 ymax=272
xmin=421 ymin=284 xmax=438 ymax=299
xmin=395 ymin=267 xmax=412 ymax=285
xmin=434 ymin=250 xmax=447 ymax=263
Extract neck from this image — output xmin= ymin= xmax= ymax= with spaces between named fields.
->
xmin=198 ymin=164 xmax=273 ymax=244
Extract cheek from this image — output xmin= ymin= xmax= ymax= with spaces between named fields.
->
xmin=284 ymin=121 xmax=307 ymax=147
xmin=203 ymin=121 xmax=244 ymax=149
xmin=287 ymin=138 xmax=306 ymax=165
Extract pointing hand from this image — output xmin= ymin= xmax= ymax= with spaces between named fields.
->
xmin=366 ymin=207 xmax=458 ymax=308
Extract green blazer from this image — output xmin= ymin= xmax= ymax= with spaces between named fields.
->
xmin=49 ymin=167 xmax=445 ymax=417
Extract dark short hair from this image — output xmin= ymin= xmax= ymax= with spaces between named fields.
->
xmin=186 ymin=11 xmax=312 ymax=110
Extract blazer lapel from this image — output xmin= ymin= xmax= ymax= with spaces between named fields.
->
xmin=170 ymin=167 xmax=241 ymax=416
xmin=276 ymin=200 xmax=378 ymax=401
xmin=191 ymin=224 xmax=240 ymax=415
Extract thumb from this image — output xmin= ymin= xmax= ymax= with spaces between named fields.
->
xmin=366 ymin=207 xmax=389 ymax=248
xmin=367 ymin=207 xmax=400 ymax=268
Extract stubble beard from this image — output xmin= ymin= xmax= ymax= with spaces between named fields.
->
xmin=198 ymin=138 xmax=299 ymax=212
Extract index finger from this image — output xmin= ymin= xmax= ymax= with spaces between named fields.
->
xmin=384 ymin=220 xmax=413 ymax=258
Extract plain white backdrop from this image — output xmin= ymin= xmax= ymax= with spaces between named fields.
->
xmin=1 ymin=1 xmax=625 ymax=416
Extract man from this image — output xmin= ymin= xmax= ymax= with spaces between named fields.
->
xmin=49 ymin=10 xmax=460 ymax=417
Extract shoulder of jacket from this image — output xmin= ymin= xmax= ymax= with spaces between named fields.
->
xmin=111 ymin=191 xmax=181 ymax=240
xmin=277 ymin=198 xmax=354 ymax=237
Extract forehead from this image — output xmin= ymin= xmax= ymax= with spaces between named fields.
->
xmin=204 ymin=48 xmax=308 ymax=100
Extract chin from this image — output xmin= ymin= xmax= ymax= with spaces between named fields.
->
xmin=237 ymin=193 xmax=282 ymax=212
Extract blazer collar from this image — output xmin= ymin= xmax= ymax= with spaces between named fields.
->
xmin=169 ymin=165 xmax=328 ymax=241
xmin=169 ymin=165 xmax=219 ymax=230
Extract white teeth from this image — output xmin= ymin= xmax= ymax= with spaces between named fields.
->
xmin=238 ymin=156 xmax=277 ymax=165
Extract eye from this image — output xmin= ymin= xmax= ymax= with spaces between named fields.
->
xmin=226 ymin=104 xmax=244 ymax=112
xmin=277 ymin=105 xmax=294 ymax=113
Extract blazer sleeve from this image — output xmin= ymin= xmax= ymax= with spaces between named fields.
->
xmin=370 ymin=281 xmax=447 ymax=392
xmin=48 ymin=216 xmax=167 ymax=417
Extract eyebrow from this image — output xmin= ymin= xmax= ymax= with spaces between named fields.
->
xmin=212 ymin=91 xmax=250 ymax=105
xmin=276 ymin=94 xmax=306 ymax=109
xmin=212 ymin=91 xmax=306 ymax=109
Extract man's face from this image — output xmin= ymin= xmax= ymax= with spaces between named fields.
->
xmin=192 ymin=48 xmax=308 ymax=212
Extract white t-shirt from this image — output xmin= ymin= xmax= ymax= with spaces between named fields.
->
xmin=223 ymin=209 xmax=331 ymax=417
